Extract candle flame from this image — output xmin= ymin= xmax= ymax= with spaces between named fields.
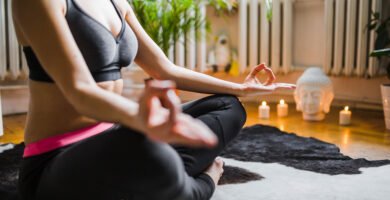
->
xmin=344 ymin=106 xmax=349 ymax=111
xmin=280 ymin=99 xmax=285 ymax=105
xmin=262 ymin=101 xmax=267 ymax=106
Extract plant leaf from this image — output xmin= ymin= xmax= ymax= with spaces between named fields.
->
xmin=266 ymin=0 xmax=273 ymax=21
xmin=370 ymin=48 xmax=390 ymax=57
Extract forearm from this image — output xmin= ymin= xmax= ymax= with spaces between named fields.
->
xmin=164 ymin=64 xmax=244 ymax=96
xmin=129 ymin=12 xmax=242 ymax=96
xmin=69 ymin=84 xmax=143 ymax=132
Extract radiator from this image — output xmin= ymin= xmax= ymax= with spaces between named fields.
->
xmin=2 ymin=0 xmax=384 ymax=79
xmin=324 ymin=0 xmax=383 ymax=77
xmin=238 ymin=0 xmax=294 ymax=74
xmin=237 ymin=0 xmax=383 ymax=77
xmin=0 ymin=0 xmax=29 ymax=81
xmin=167 ymin=3 xmax=208 ymax=72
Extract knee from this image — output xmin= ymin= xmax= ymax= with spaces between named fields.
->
xmin=218 ymin=95 xmax=247 ymax=127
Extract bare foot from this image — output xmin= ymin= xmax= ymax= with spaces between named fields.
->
xmin=204 ymin=157 xmax=224 ymax=186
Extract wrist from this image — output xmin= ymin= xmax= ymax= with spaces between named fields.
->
xmin=119 ymin=105 xmax=147 ymax=133
xmin=231 ymin=83 xmax=246 ymax=97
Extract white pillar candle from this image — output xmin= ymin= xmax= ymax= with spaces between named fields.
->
xmin=277 ymin=99 xmax=288 ymax=117
xmin=259 ymin=101 xmax=270 ymax=119
xmin=339 ymin=106 xmax=352 ymax=125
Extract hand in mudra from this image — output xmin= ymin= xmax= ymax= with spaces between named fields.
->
xmin=241 ymin=63 xmax=296 ymax=96
xmin=138 ymin=80 xmax=217 ymax=147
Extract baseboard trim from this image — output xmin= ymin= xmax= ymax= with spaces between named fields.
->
xmin=238 ymin=95 xmax=383 ymax=111
xmin=0 ymin=86 xmax=383 ymax=117
xmin=179 ymin=91 xmax=383 ymax=111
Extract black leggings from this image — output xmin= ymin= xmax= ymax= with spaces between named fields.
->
xmin=18 ymin=94 xmax=247 ymax=200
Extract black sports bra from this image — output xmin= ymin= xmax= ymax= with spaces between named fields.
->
xmin=23 ymin=0 xmax=138 ymax=83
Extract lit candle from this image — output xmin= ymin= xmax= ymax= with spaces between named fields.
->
xmin=277 ymin=99 xmax=288 ymax=117
xmin=339 ymin=106 xmax=352 ymax=125
xmin=259 ymin=101 xmax=270 ymax=119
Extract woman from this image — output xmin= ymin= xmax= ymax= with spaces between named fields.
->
xmin=12 ymin=0 xmax=295 ymax=199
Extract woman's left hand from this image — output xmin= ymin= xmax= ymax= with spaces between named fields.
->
xmin=239 ymin=63 xmax=296 ymax=97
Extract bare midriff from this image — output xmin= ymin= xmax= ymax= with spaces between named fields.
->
xmin=24 ymin=79 xmax=124 ymax=145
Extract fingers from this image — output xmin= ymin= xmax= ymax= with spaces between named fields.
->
xmin=273 ymin=83 xmax=296 ymax=89
xmin=191 ymin=118 xmax=218 ymax=146
xmin=255 ymin=83 xmax=295 ymax=92
xmin=243 ymin=82 xmax=295 ymax=97
xmin=247 ymin=63 xmax=266 ymax=78
xmin=143 ymin=80 xmax=172 ymax=108
xmin=142 ymin=80 xmax=180 ymax=126
xmin=144 ymin=80 xmax=179 ymax=108
xmin=247 ymin=63 xmax=276 ymax=86
xmin=164 ymin=90 xmax=181 ymax=122
xmin=170 ymin=115 xmax=218 ymax=148
xmin=142 ymin=80 xmax=217 ymax=148
xmin=261 ymin=65 xmax=276 ymax=85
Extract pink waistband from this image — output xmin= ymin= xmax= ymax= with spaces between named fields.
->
xmin=23 ymin=122 xmax=115 ymax=158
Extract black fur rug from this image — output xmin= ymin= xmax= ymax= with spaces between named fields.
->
xmin=221 ymin=125 xmax=390 ymax=175
xmin=1 ymin=124 xmax=390 ymax=199
xmin=218 ymin=165 xmax=263 ymax=185
xmin=0 ymin=144 xmax=24 ymax=200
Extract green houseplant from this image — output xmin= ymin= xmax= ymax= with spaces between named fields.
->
xmin=369 ymin=12 xmax=390 ymax=77
xmin=128 ymin=0 xmax=236 ymax=54
xmin=368 ymin=12 xmax=390 ymax=129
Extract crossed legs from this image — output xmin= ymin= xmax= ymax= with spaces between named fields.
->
xmin=27 ymin=94 xmax=246 ymax=200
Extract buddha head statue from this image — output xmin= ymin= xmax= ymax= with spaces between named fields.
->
xmin=294 ymin=67 xmax=334 ymax=121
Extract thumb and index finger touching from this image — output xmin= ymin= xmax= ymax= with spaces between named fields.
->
xmin=143 ymin=79 xmax=217 ymax=148
xmin=143 ymin=79 xmax=181 ymax=125
xmin=248 ymin=63 xmax=276 ymax=86
xmin=248 ymin=64 xmax=296 ymax=89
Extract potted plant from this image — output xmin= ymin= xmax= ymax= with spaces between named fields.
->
xmin=122 ymin=0 xmax=236 ymax=100
xmin=129 ymin=0 xmax=236 ymax=54
xmin=368 ymin=12 xmax=390 ymax=129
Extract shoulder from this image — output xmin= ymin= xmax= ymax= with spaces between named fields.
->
xmin=12 ymin=0 xmax=66 ymax=21
xmin=12 ymin=0 xmax=67 ymax=46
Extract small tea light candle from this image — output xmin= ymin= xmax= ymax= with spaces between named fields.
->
xmin=277 ymin=99 xmax=288 ymax=117
xmin=339 ymin=106 xmax=352 ymax=125
xmin=259 ymin=101 xmax=270 ymax=119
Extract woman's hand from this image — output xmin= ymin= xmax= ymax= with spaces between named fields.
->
xmin=240 ymin=64 xmax=296 ymax=97
xmin=137 ymin=80 xmax=217 ymax=148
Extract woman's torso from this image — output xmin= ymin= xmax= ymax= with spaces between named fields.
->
xmin=24 ymin=79 xmax=124 ymax=144
xmin=14 ymin=0 xmax=137 ymax=144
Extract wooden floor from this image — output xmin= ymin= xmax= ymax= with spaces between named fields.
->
xmin=243 ymin=102 xmax=390 ymax=160
xmin=1 ymin=102 xmax=390 ymax=160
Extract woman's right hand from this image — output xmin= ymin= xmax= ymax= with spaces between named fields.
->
xmin=240 ymin=64 xmax=296 ymax=97
xmin=137 ymin=80 xmax=217 ymax=148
